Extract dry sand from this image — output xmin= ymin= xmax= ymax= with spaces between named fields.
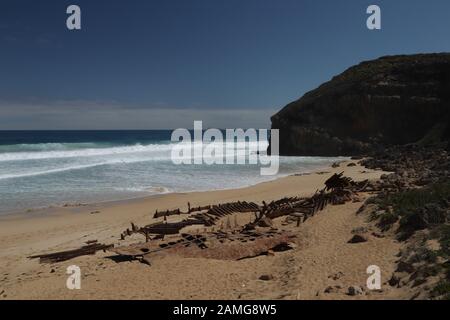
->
xmin=0 ymin=161 xmax=406 ymax=300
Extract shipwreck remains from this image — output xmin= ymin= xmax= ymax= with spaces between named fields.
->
xmin=112 ymin=173 xmax=368 ymax=265
xmin=29 ymin=173 xmax=369 ymax=265
xmin=120 ymin=172 xmax=366 ymax=240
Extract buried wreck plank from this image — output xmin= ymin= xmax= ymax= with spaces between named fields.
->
xmin=28 ymin=243 xmax=113 ymax=263
xmin=111 ymin=231 xmax=296 ymax=263
xmin=183 ymin=233 xmax=296 ymax=260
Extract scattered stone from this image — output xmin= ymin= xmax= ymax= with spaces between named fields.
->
xmin=324 ymin=285 xmax=342 ymax=293
xmin=347 ymin=234 xmax=368 ymax=244
xmin=347 ymin=163 xmax=357 ymax=167
xmin=388 ymin=273 xmax=401 ymax=287
xmin=371 ymin=232 xmax=385 ymax=238
xmin=328 ymin=271 xmax=344 ymax=280
xmin=356 ymin=145 xmax=450 ymax=299
xmin=259 ymin=274 xmax=274 ymax=281
xmin=347 ymin=286 xmax=364 ymax=296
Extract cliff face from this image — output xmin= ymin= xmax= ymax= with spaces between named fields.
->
xmin=271 ymin=53 xmax=450 ymax=156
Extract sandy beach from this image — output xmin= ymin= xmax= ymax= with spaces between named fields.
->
xmin=2 ymin=0 xmax=450 ymax=307
xmin=0 ymin=161 xmax=411 ymax=300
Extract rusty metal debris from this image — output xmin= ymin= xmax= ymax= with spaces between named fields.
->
xmin=111 ymin=229 xmax=295 ymax=263
xmin=121 ymin=174 xmax=367 ymax=241
xmin=110 ymin=173 xmax=369 ymax=265
xmin=30 ymin=174 xmax=367 ymax=266
xmin=153 ymin=201 xmax=259 ymax=219
xmin=122 ymin=201 xmax=262 ymax=240
xmin=29 ymin=242 xmax=113 ymax=264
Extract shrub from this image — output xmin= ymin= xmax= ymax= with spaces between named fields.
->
xmin=376 ymin=182 xmax=450 ymax=239
xmin=431 ymin=281 xmax=450 ymax=299
xmin=377 ymin=212 xmax=398 ymax=231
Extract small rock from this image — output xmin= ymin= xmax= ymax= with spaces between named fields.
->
xmin=347 ymin=163 xmax=357 ymax=167
xmin=328 ymin=271 xmax=344 ymax=280
xmin=259 ymin=274 xmax=274 ymax=281
xmin=347 ymin=286 xmax=364 ymax=296
xmin=324 ymin=286 xmax=334 ymax=293
xmin=50 ymin=269 xmax=55 ymax=273
xmin=371 ymin=232 xmax=385 ymax=238
xmin=388 ymin=273 xmax=400 ymax=286
xmin=257 ymin=217 xmax=273 ymax=228
xmin=347 ymin=234 xmax=368 ymax=244
xmin=324 ymin=285 xmax=342 ymax=293
xmin=396 ymin=261 xmax=415 ymax=274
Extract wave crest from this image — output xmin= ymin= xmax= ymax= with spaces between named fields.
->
xmin=0 ymin=143 xmax=174 ymax=162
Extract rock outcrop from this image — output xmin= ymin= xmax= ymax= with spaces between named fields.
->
xmin=270 ymin=53 xmax=450 ymax=156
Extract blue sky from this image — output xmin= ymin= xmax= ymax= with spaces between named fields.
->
xmin=1 ymin=0 xmax=450 ymax=129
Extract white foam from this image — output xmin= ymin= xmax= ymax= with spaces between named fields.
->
xmin=0 ymin=163 xmax=105 ymax=180
xmin=0 ymin=140 xmax=267 ymax=162
xmin=0 ymin=156 xmax=169 ymax=180
xmin=0 ymin=143 xmax=173 ymax=162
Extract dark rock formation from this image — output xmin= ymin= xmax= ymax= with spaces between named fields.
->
xmin=347 ymin=234 xmax=368 ymax=244
xmin=271 ymin=53 xmax=450 ymax=156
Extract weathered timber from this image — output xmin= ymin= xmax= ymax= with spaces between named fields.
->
xmin=29 ymin=243 xmax=113 ymax=263
xmin=153 ymin=208 xmax=183 ymax=219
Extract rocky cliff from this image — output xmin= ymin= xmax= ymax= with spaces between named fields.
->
xmin=271 ymin=53 xmax=450 ymax=156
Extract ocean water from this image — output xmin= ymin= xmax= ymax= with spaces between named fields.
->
xmin=0 ymin=130 xmax=345 ymax=214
